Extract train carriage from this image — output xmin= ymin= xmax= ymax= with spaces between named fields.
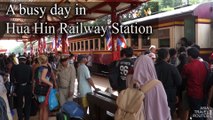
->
xmin=68 ymin=2 xmax=213 ymax=74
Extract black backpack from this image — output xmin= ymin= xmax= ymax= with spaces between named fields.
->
xmin=108 ymin=61 xmax=120 ymax=90
xmin=0 ymin=96 xmax=9 ymax=120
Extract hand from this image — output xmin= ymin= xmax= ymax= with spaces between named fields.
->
xmin=68 ymin=91 xmax=73 ymax=97
xmin=50 ymin=83 xmax=53 ymax=88
xmin=95 ymin=88 xmax=101 ymax=91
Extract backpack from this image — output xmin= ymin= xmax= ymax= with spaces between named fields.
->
xmin=61 ymin=101 xmax=84 ymax=119
xmin=108 ymin=61 xmax=120 ymax=90
xmin=114 ymin=80 xmax=160 ymax=120
xmin=0 ymin=96 xmax=9 ymax=120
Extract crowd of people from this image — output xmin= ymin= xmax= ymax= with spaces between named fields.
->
xmin=0 ymin=37 xmax=213 ymax=120
xmin=0 ymin=51 xmax=99 ymax=120
xmin=112 ymin=37 xmax=213 ymax=120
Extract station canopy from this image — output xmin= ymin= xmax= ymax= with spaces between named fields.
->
xmin=0 ymin=0 xmax=148 ymax=41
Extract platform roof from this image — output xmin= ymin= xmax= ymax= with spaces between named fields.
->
xmin=0 ymin=0 xmax=148 ymax=41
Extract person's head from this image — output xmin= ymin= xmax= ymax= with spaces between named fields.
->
xmin=169 ymin=48 xmax=177 ymax=58
xmin=187 ymin=47 xmax=199 ymax=61
xmin=191 ymin=44 xmax=200 ymax=51
xmin=18 ymin=56 xmax=27 ymax=64
xmin=149 ymin=45 xmax=156 ymax=53
xmin=178 ymin=53 xmax=187 ymax=65
xmin=180 ymin=37 xmax=188 ymax=47
xmin=38 ymin=55 xmax=48 ymax=65
xmin=69 ymin=53 xmax=75 ymax=60
xmin=148 ymin=52 xmax=156 ymax=62
xmin=132 ymin=55 xmax=158 ymax=85
xmin=60 ymin=55 xmax=69 ymax=67
xmin=157 ymin=48 xmax=170 ymax=62
xmin=178 ymin=46 xmax=186 ymax=54
xmin=123 ymin=47 xmax=133 ymax=58
xmin=77 ymin=55 xmax=87 ymax=64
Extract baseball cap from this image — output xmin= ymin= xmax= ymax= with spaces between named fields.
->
xmin=18 ymin=55 xmax=27 ymax=61
xmin=60 ymin=55 xmax=68 ymax=62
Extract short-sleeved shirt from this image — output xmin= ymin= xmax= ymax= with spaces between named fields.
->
xmin=77 ymin=64 xmax=92 ymax=97
xmin=182 ymin=59 xmax=207 ymax=99
xmin=118 ymin=58 xmax=134 ymax=92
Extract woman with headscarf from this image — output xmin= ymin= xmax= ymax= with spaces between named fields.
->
xmin=129 ymin=55 xmax=171 ymax=120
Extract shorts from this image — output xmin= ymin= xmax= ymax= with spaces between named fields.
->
xmin=81 ymin=97 xmax=89 ymax=108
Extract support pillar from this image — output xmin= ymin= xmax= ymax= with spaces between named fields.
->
xmin=61 ymin=34 xmax=67 ymax=54
xmin=110 ymin=3 xmax=120 ymax=61
xmin=23 ymin=42 xmax=27 ymax=53
xmin=30 ymin=41 xmax=33 ymax=55
xmin=55 ymin=33 xmax=58 ymax=54
xmin=38 ymin=38 xmax=42 ymax=55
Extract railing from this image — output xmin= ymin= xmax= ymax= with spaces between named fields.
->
xmin=87 ymin=90 xmax=117 ymax=120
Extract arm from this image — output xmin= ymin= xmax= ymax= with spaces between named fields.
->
xmin=208 ymin=86 xmax=213 ymax=106
xmin=172 ymin=67 xmax=182 ymax=86
xmin=87 ymin=78 xmax=96 ymax=90
xmin=41 ymin=68 xmax=53 ymax=87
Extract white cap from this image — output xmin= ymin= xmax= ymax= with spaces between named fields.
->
xmin=149 ymin=45 xmax=156 ymax=50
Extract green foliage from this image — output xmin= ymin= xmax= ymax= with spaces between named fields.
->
xmin=189 ymin=0 xmax=200 ymax=4
xmin=11 ymin=43 xmax=24 ymax=54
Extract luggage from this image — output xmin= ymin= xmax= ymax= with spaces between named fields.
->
xmin=56 ymin=112 xmax=83 ymax=120
xmin=61 ymin=101 xmax=84 ymax=119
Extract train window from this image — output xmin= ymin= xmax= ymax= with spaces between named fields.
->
xmin=142 ymin=35 xmax=151 ymax=47
xmin=81 ymin=41 xmax=84 ymax=50
xmin=70 ymin=43 xmax=73 ymax=51
xmin=90 ymin=40 xmax=93 ymax=50
xmin=158 ymin=29 xmax=170 ymax=47
xmin=100 ymin=37 xmax=104 ymax=50
xmin=77 ymin=42 xmax=80 ymax=50
xmin=159 ymin=39 xmax=170 ymax=47
xmin=85 ymin=41 xmax=88 ymax=50
xmin=131 ymin=34 xmax=138 ymax=49
xmin=74 ymin=42 xmax=76 ymax=50
xmin=95 ymin=39 xmax=99 ymax=50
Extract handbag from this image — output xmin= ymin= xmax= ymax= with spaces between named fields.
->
xmin=34 ymin=83 xmax=49 ymax=96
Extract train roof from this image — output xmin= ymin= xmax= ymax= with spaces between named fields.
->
xmin=122 ymin=2 xmax=213 ymax=25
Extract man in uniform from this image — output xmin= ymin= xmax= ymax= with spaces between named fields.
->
xmin=10 ymin=56 xmax=32 ymax=120
xmin=57 ymin=55 xmax=76 ymax=106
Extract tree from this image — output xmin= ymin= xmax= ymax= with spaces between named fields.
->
xmin=11 ymin=43 xmax=24 ymax=54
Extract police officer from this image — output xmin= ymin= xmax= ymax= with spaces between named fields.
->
xmin=10 ymin=56 xmax=32 ymax=120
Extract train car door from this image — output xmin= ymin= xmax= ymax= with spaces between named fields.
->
xmin=184 ymin=17 xmax=195 ymax=44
